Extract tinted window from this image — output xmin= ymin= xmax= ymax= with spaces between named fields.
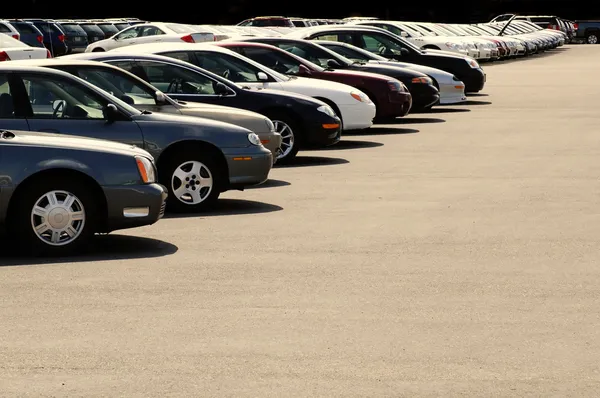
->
xmin=139 ymin=26 xmax=164 ymax=36
xmin=312 ymin=33 xmax=353 ymax=43
xmin=0 ymin=74 xmax=16 ymax=118
xmin=171 ymin=51 xmax=264 ymax=82
xmin=60 ymin=23 xmax=86 ymax=35
xmin=270 ymin=41 xmax=346 ymax=68
xmin=97 ymin=23 xmax=119 ymax=35
xmin=0 ymin=24 xmax=11 ymax=33
xmin=134 ymin=61 xmax=217 ymax=95
xmin=34 ymin=22 xmax=63 ymax=35
xmin=13 ymin=23 xmax=38 ymax=34
xmin=68 ymin=67 xmax=157 ymax=105
xmin=356 ymin=33 xmax=411 ymax=56
xmin=20 ymin=74 xmax=106 ymax=119
xmin=114 ymin=23 xmax=130 ymax=31
xmin=232 ymin=46 xmax=304 ymax=75
xmin=161 ymin=51 xmax=193 ymax=62
xmin=80 ymin=24 xmax=105 ymax=35
xmin=321 ymin=43 xmax=366 ymax=60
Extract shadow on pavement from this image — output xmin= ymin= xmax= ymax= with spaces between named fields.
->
xmin=276 ymin=156 xmax=349 ymax=168
xmin=313 ymin=140 xmax=384 ymax=150
xmin=392 ymin=117 xmax=446 ymax=123
xmin=0 ymin=235 xmax=178 ymax=266
xmin=247 ymin=179 xmax=291 ymax=189
xmin=462 ymin=100 xmax=492 ymax=106
xmin=427 ymin=108 xmax=472 ymax=113
xmin=349 ymin=127 xmax=419 ymax=136
xmin=165 ymin=198 xmax=283 ymax=218
xmin=467 ymin=93 xmax=489 ymax=97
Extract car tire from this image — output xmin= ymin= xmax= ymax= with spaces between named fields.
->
xmin=160 ymin=149 xmax=224 ymax=213
xmin=586 ymin=33 xmax=598 ymax=44
xmin=92 ymin=47 xmax=105 ymax=52
xmin=264 ymin=111 xmax=302 ymax=164
xmin=11 ymin=178 xmax=97 ymax=256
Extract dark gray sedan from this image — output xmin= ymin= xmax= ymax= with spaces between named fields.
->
xmin=0 ymin=129 xmax=167 ymax=256
xmin=0 ymin=64 xmax=273 ymax=212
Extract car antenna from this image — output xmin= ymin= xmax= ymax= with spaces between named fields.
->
xmin=498 ymin=15 xmax=516 ymax=36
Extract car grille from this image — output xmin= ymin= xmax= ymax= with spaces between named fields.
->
xmin=158 ymin=201 xmax=166 ymax=218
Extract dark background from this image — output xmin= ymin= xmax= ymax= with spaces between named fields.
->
xmin=3 ymin=0 xmax=597 ymax=24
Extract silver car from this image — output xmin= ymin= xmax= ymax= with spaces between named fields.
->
xmin=0 ymin=64 xmax=272 ymax=212
xmin=12 ymin=58 xmax=282 ymax=160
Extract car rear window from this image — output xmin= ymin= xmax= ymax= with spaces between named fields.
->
xmin=166 ymin=24 xmax=193 ymax=33
xmin=97 ymin=23 xmax=119 ymax=35
xmin=13 ymin=22 xmax=38 ymax=34
xmin=0 ymin=23 xmax=12 ymax=33
xmin=80 ymin=23 xmax=104 ymax=35
xmin=60 ymin=23 xmax=87 ymax=35
xmin=35 ymin=22 xmax=63 ymax=35
xmin=114 ymin=23 xmax=130 ymax=31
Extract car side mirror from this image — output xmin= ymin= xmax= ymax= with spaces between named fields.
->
xmin=298 ymin=64 xmax=312 ymax=76
xmin=400 ymin=48 xmax=410 ymax=56
xmin=400 ymin=31 xmax=409 ymax=37
xmin=327 ymin=59 xmax=341 ymax=68
xmin=102 ymin=103 xmax=120 ymax=121
xmin=214 ymin=82 xmax=231 ymax=96
xmin=257 ymin=71 xmax=269 ymax=81
xmin=155 ymin=91 xmax=167 ymax=104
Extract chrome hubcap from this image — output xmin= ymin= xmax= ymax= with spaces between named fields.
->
xmin=31 ymin=190 xmax=85 ymax=246
xmin=172 ymin=160 xmax=213 ymax=205
xmin=273 ymin=120 xmax=294 ymax=160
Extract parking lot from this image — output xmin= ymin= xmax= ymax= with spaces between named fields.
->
xmin=2 ymin=44 xmax=600 ymax=395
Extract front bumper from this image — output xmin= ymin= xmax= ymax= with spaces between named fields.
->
xmin=256 ymin=130 xmax=282 ymax=160
xmin=438 ymin=81 xmax=467 ymax=105
xmin=462 ymin=67 xmax=486 ymax=93
xmin=375 ymin=90 xmax=412 ymax=118
xmin=103 ymin=182 xmax=167 ymax=232
xmin=340 ymin=101 xmax=376 ymax=131
xmin=303 ymin=117 xmax=342 ymax=148
xmin=408 ymin=83 xmax=440 ymax=110
xmin=223 ymin=146 xmax=273 ymax=189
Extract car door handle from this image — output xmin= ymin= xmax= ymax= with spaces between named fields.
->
xmin=38 ymin=129 xmax=60 ymax=133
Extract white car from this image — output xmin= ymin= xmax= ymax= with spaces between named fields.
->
xmin=352 ymin=20 xmax=472 ymax=58
xmin=84 ymin=22 xmax=215 ymax=52
xmin=110 ymin=42 xmax=377 ymax=131
xmin=316 ymin=40 xmax=466 ymax=105
xmin=417 ymin=23 xmax=499 ymax=61
xmin=0 ymin=33 xmax=49 ymax=61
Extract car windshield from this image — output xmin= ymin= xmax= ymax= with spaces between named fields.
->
xmin=320 ymin=42 xmax=386 ymax=61
xmin=275 ymin=40 xmax=355 ymax=68
xmin=194 ymin=50 xmax=291 ymax=82
xmin=114 ymin=23 xmax=130 ymax=31
xmin=231 ymin=45 xmax=325 ymax=75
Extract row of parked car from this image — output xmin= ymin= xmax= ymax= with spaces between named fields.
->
xmin=0 ymin=16 xmax=566 ymax=256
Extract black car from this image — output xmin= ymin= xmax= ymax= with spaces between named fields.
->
xmin=0 ymin=129 xmax=167 ymax=255
xmin=94 ymin=21 xmax=120 ymax=39
xmin=240 ymin=37 xmax=440 ymax=111
xmin=286 ymin=25 xmax=486 ymax=93
xmin=6 ymin=20 xmax=45 ymax=48
xmin=54 ymin=21 xmax=89 ymax=53
xmin=66 ymin=52 xmax=343 ymax=162
xmin=77 ymin=21 xmax=107 ymax=44
xmin=23 ymin=19 xmax=68 ymax=57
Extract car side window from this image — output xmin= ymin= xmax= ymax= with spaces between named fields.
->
xmin=115 ymin=26 xmax=139 ymax=40
xmin=312 ymin=33 xmax=353 ymax=44
xmin=0 ymin=23 xmax=11 ymax=33
xmin=160 ymin=51 xmax=193 ymax=62
xmin=0 ymin=74 xmax=16 ymax=119
xmin=135 ymin=61 xmax=217 ymax=95
xmin=185 ymin=52 xmax=265 ymax=83
xmin=358 ymin=33 xmax=406 ymax=56
xmin=140 ymin=26 xmax=164 ymax=36
xmin=74 ymin=68 xmax=157 ymax=105
xmin=233 ymin=47 xmax=302 ymax=75
xmin=323 ymin=44 xmax=362 ymax=60
xmin=19 ymin=74 xmax=106 ymax=119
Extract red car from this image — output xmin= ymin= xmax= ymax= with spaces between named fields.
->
xmin=214 ymin=41 xmax=413 ymax=120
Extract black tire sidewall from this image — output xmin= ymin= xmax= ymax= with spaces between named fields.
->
xmin=11 ymin=179 xmax=97 ymax=256
xmin=160 ymin=149 xmax=223 ymax=213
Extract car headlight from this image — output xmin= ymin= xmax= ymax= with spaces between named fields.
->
xmin=264 ymin=117 xmax=275 ymax=132
xmin=317 ymin=104 xmax=336 ymax=117
xmin=446 ymin=42 xmax=465 ymax=50
xmin=247 ymin=132 xmax=262 ymax=146
xmin=350 ymin=91 xmax=371 ymax=103
xmin=466 ymin=58 xmax=480 ymax=68
xmin=135 ymin=156 xmax=156 ymax=183
xmin=385 ymin=80 xmax=404 ymax=92
xmin=411 ymin=76 xmax=433 ymax=84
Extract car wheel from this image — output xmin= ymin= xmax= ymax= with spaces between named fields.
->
xmin=11 ymin=179 xmax=96 ymax=256
xmin=586 ymin=33 xmax=598 ymax=44
xmin=92 ymin=47 xmax=105 ymax=52
xmin=161 ymin=149 xmax=223 ymax=213
xmin=265 ymin=111 xmax=301 ymax=164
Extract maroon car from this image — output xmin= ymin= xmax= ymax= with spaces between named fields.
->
xmin=214 ymin=41 xmax=413 ymax=120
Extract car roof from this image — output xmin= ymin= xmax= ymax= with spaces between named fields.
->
xmin=0 ymin=64 xmax=80 ymax=75
xmin=111 ymin=41 xmax=233 ymax=54
xmin=7 ymin=58 xmax=125 ymax=69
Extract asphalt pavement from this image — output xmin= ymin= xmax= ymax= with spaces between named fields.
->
xmin=2 ymin=44 xmax=600 ymax=396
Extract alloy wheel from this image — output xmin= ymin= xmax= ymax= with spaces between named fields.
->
xmin=30 ymin=190 xmax=86 ymax=246
xmin=273 ymin=119 xmax=295 ymax=160
xmin=171 ymin=160 xmax=214 ymax=205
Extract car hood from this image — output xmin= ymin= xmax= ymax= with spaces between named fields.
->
xmin=174 ymin=101 xmax=273 ymax=133
xmin=367 ymin=60 xmax=454 ymax=80
xmin=131 ymin=110 xmax=252 ymax=134
xmin=353 ymin=63 xmax=426 ymax=78
xmin=1 ymin=130 xmax=151 ymax=158
xmin=421 ymin=49 xmax=471 ymax=60
xmin=238 ymin=85 xmax=329 ymax=106
xmin=324 ymin=68 xmax=395 ymax=82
